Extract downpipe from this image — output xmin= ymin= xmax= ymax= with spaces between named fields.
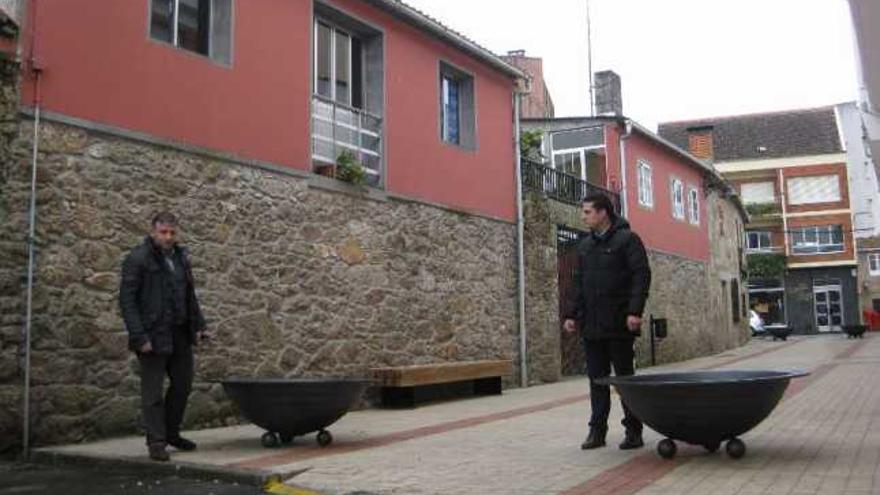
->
xmin=22 ymin=0 xmax=43 ymax=459
xmin=513 ymin=91 xmax=527 ymax=387
xmin=21 ymin=67 xmax=39 ymax=460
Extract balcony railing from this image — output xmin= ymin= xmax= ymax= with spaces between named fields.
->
xmin=521 ymin=158 xmax=620 ymax=212
xmin=311 ymin=95 xmax=382 ymax=186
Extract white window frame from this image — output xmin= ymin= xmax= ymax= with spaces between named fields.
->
xmin=687 ymin=186 xmax=700 ymax=225
xmin=869 ymin=253 xmax=880 ymax=276
xmin=746 ymin=231 xmax=773 ymax=252
xmin=637 ymin=160 xmax=653 ymax=208
xmin=551 ymin=145 xmax=603 ymax=182
xmin=790 ymin=225 xmax=845 ymax=255
xmin=671 ymin=177 xmax=685 ymax=220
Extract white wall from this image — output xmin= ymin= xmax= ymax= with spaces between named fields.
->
xmin=837 ymin=101 xmax=880 ymax=238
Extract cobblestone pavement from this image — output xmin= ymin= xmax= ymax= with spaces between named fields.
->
xmin=35 ymin=334 xmax=880 ymax=494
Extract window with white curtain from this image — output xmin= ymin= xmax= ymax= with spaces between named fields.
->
xmin=787 ymin=175 xmax=841 ymax=205
xmin=688 ymin=186 xmax=700 ymax=225
xmin=740 ymin=181 xmax=775 ymax=204
xmin=637 ymin=161 xmax=653 ymax=207
xmin=671 ymin=178 xmax=685 ymax=219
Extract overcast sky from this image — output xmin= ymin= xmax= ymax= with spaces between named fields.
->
xmin=404 ymin=0 xmax=860 ymax=131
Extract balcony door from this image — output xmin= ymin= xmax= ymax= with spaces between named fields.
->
xmin=312 ymin=14 xmax=384 ymax=185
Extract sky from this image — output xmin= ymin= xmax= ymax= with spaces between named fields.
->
xmin=403 ymin=0 xmax=860 ymax=131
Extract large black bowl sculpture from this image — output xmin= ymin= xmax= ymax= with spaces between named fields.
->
xmin=222 ymin=378 xmax=369 ymax=448
xmin=598 ymin=369 xmax=807 ymax=459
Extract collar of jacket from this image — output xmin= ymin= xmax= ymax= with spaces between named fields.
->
xmin=143 ymin=236 xmax=184 ymax=259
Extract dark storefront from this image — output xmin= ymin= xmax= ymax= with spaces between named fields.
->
xmin=784 ymin=266 xmax=859 ymax=334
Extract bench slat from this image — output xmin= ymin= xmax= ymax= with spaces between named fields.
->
xmin=370 ymin=359 xmax=512 ymax=387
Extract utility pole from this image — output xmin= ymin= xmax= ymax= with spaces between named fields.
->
xmin=586 ymin=0 xmax=595 ymax=116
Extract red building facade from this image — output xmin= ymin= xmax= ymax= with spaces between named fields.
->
xmin=19 ymin=0 xmax=521 ymax=220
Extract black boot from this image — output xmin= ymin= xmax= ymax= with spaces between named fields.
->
xmin=148 ymin=442 xmax=170 ymax=462
xmin=580 ymin=427 xmax=607 ymax=450
xmin=168 ymin=436 xmax=197 ymax=451
xmin=619 ymin=429 xmax=644 ymax=450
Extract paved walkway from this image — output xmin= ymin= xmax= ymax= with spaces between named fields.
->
xmin=36 ymin=334 xmax=880 ymax=494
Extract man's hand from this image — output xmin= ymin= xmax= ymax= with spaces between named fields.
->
xmin=139 ymin=340 xmax=153 ymax=353
xmin=626 ymin=315 xmax=642 ymax=333
xmin=563 ymin=319 xmax=577 ymax=334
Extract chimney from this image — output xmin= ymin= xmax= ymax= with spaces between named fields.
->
xmin=686 ymin=125 xmax=714 ymax=161
xmin=594 ymin=70 xmax=622 ymax=116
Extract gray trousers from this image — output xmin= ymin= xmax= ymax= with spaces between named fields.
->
xmin=137 ymin=330 xmax=193 ymax=446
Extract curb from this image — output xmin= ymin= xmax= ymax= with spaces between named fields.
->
xmin=30 ymin=448 xmax=293 ymax=488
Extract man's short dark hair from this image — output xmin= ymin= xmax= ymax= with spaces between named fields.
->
xmin=151 ymin=211 xmax=178 ymax=228
xmin=582 ymin=193 xmax=616 ymax=218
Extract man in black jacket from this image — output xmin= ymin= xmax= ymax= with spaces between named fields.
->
xmin=563 ymin=193 xmax=651 ymax=451
xmin=119 ymin=211 xmax=210 ymax=461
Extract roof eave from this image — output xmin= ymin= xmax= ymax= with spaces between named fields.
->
xmin=364 ymin=0 xmax=524 ymax=80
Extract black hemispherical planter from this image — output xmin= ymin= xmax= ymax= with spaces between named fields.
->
xmin=222 ymin=378 xmax=369 ymax=448
xmin=843 ymin=325 xmax=868 ymax=339
xmin=598 ymin=369 xmax=807 ymax=459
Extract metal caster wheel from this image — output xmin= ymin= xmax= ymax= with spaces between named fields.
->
xmin=316 ymin=430 xmax=333 ymax=447
xmin=279 ymin=433 xmax=294 ymax=445
xmin=261 ymin=432 xmax=280 ymax=448
xmin=657 ymin=438 xmax=677 ymax=459
xmin=726 ymin=438 xmax=746 ymax=459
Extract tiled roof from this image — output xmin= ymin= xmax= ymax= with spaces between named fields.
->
xmin=657 ymin=106 xmax=843 ymax=162
xmin=365 ymin=0 xmax=523 ymax=79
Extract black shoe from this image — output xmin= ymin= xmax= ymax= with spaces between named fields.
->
xmin=167 ymin=436 xmax=197 ymax=451
xmin=619 ymin=430 xmax=644 ymax=450
xmin=580 ymin=427 xmax=607 ymax=450
xmin=148 ymin=443 xmax=170 ymax=462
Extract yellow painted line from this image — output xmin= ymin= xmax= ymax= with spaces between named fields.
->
xmin=264 ymin=478 xmax=326 ymax=495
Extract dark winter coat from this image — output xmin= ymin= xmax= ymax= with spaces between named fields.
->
xmin=564 ymin=217 xmax=651 ymax=340
xmin=119 ymin=237 xmax=207 ymax=354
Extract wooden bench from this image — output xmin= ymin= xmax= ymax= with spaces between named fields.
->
xmin=370 ymin=359 xmax=513 ymax=408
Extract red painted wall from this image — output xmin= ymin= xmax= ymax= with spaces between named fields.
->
xmin=327 ymin=0 xmax=515 ymax=220
xmin=20 ymin=0 xmax=516 ymax=220
xmin=622 ymin=132 xmax=710 ymax=261
xmin=22 ymin=0 xmax=312 ymax=169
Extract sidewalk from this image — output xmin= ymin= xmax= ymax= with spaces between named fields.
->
xmin=34 ymin=334 xmax=880 ymax=494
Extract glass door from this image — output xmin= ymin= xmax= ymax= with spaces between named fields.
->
xmin=813 ymin=284 xmax=843 ymax=332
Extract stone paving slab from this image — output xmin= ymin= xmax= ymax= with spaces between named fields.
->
xmin=34 ymin=334 xmax=876 ymax=494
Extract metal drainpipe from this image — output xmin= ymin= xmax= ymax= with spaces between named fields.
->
xmin=618 ymin=119 xmax=632 ymax=218
xmin=513 ymin=90 xmax=527 ymax=387
xmin=22 ymin=0 xmax=43 ymax=459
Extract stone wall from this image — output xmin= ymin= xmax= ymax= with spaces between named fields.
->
xmin=0 ymin=117 xmax=519 ymax=452
xmin=522 ymin=193 xmax=582 ymax=384
xmin=0 ymin=55 xmax=21 ymax=455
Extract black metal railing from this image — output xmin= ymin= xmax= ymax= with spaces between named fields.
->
xmin=521 ymin=158 xmax=621 ymax=213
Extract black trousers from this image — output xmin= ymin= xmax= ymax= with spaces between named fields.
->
xmin=582 ymin=337 xmax=642 ymax=433
xmin=137 ymin=330 xmax=193 ymax=446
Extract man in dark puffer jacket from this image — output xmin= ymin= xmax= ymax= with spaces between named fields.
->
xmin=563 ymin=193 xmax=651 ymax=451
xmin=119 ymin=211 xmax=211 ymax=461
